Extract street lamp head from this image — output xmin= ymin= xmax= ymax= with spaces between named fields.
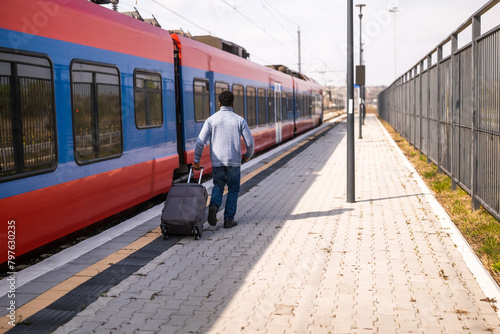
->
xmin=356 ymin=4 xmax=366 ymax=17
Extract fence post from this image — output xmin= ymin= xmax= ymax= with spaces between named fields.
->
xmin=413 ymin=66 xmax=418 ymax=149
xmin=450 ymin=33 xmax=458 ymax=191
xmin=437 ymin=45 xmax=443 ymax=173
xmin=419 ymin=60 xmax=424 ymax=154
xmin=427 ymin=54 xmax=432 ymax=164
xmin=471 ymin=14 xmax=481 ymax=210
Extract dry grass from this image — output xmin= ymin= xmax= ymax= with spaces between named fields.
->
xmin=378 ymin=117 xmax=500 ymax=285
xmin=366 ymin=105 xmax=378 ymax=114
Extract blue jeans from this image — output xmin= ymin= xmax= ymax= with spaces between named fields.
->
xmin=211 ymin=166 xmax=241 ymax=221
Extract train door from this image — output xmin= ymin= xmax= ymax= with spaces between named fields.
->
xmin=173 ymin=42 xmax=184 ymax=166
xmin=274 ymin=82 xmax=282 ymax=144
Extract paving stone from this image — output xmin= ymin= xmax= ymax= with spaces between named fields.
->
xmin=49 ymin=116 xmax=500 ymax=334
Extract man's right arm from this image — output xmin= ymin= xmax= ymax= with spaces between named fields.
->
xmin=194 ymin=121 xmax=210 ymax=164
xmin=241 ymin=120 xmax=254 ymax=161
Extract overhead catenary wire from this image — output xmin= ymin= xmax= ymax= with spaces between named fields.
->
xmin=152 ymin=0 xmax=212 ymax=34
xmin=223 ymin=1 xmax=342 ymax=78
xmin=104 ymin=0 xmax=340 ymax=79
xmin=104 ymin=1 xmax=207 ymax=35
xmin=261 ymin=0 xmax=298 ymax=27
xmin=257 ymin=0 xmax=340 ymax=74
xmin=258 ymin=0 xmax=297 ymax=42
xmin=220 ymin=0 xmax=298 ymax=57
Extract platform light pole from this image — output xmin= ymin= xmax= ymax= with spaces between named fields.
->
xmin=356 ymin=3 xmax=365 ymax=137
xmin=347 ymin=0 xmax=355 ymax=203
xmin=389 ymin=6 xmax=398 ymax=80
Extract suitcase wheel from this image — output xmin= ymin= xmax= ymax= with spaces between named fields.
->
xmin=161 ymin=225 xmax=169 ymax=239
xmin=192 ymin=227 xmax=201 ymax=240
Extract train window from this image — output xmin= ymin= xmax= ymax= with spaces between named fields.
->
xmin=301 ymin=95 xmax=305 ymax=117
xmin=0 ymin=51 xmax=57 ymax=180
xmin=309 ymin=95 xmax=315 ymax=115
xmin=304 ymin=95 xmax=311 ymax=116
xmin=303 ymin=95 xmax=307 ymax=117
xmin=267 ymin=89 xmax=274 ymax=124
xmin=311 ymin=95 xmax=315 ymax=115
xmin=258 ymin=88 xmax=266 ymax=126
xmin=232 ymin=84 xmax=245 ymax=118
xmin=134 ymin=70 xmax=162 ymax=128
xmin=215 ymin=81 xmax=229 ymax=111
xmin=294 ymin=94 xmax=301 ymax=118
xmin=304 ymin=95 xmax=308 ymax=116
xmin=302 ymin=95 xmax=307 ymax=117
xmin=281 ymin=91 xmax=287 ymax=121
xmin=308 ymin=95 xmax=312 ymax=116
xmin=287 ymin=93 xmax=292 ymax=120
xmin=193 ymin=79 xmax=210 ymax=122
xmin=71 ymin=61 xmax=122 ymax=164
xmin=246 ymin=86 xmax=256 ymax=128
xmin=316 ymin=94 xmax=323 ymax=113
xmin=275 ymin=90 xmax=281 ymax=121
xmin=296 ymin=94 xmax=302 ymax=118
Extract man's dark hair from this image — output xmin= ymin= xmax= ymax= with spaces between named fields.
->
xmin=219 ymin=90 xmax=234 ymax=107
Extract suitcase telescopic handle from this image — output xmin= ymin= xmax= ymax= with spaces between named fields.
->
xmin=187 ymin=166 xmax=204 ymax=184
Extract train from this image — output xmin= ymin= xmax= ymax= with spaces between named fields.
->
xmin=0 ymin=0 xmax=323 ymax=265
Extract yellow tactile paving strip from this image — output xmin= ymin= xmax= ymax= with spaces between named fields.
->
xmin=0 ymin=228 xmax=162 ymax=332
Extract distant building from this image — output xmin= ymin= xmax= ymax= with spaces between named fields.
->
xmin=365 ymin=86 xmax=386 ymax=106
xmin=324 ymin=86 xmax=346 ymax=111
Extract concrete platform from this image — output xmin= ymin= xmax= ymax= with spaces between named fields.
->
xmin=2 ymin=114 xmax=500 ymax=333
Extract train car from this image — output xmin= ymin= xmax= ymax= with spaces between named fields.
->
xmin=0 ymin=0 xmax=323 ymax=265
xmin=172 ymin=34 xmax=298 ymax=174
xmin=265 ymin=66 xmax=296 ymax=145
xmin=293 ymin=75 xmax=323 ymax=136
xmin=0 ymin=0 xmax=177 ymax=264
xmin=173 ymin=34 xmax=323 ymax=174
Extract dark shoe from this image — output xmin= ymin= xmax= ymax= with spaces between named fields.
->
xmin=208 ymin=205 xmax=218 ymax=226
xmin=223 ymin=219 xmax=238 ymax=228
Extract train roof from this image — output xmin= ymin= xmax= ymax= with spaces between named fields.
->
xmin=173 ymin=33 xmax=294 ymax=88
xmin=1 ymin=0 xmax=173 ymax=63
xmin=173 ymin=33 xmax=324 ymax=93
xmin=2 ymin=0 xmax=321 ymax=92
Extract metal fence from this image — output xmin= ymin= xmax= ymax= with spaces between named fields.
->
xmin=378 ymin=0 xmax=500 ymax=221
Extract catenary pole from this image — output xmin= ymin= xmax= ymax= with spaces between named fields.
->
xmin=298 ymin=27 xmax=301 ymax=74
xmin=347 ymin=0 xmax=355 ymax=203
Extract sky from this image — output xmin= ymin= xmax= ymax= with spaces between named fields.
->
xmin=101 ymin=0 xmax=500 ymax=87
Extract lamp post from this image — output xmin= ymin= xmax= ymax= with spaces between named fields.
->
xmin=347 ymin=0 xmax=355 ymax=203
xmin=356 ymin=3 xmax=365 ymax=135
xmin=389 ymin=6 xmax=398 ymax=80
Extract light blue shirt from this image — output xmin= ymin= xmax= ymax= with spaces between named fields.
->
xmin=194 ymin=106 xmax=254 ymax=167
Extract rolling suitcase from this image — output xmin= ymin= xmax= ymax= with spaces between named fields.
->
xmin=161 ymin=166 xmax=207 ymax=240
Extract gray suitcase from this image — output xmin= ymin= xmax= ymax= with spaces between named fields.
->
xmin=161 ymin=167 xmax=207 ymax=240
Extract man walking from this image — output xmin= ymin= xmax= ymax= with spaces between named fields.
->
xmin=193 ymin=90 xmax=254 ymax=228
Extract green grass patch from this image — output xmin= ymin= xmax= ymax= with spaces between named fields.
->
xmin=432 ymin=177 xmax=451 ymax=193
xmin=424 ymin=169 xmax=437 ymax=179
